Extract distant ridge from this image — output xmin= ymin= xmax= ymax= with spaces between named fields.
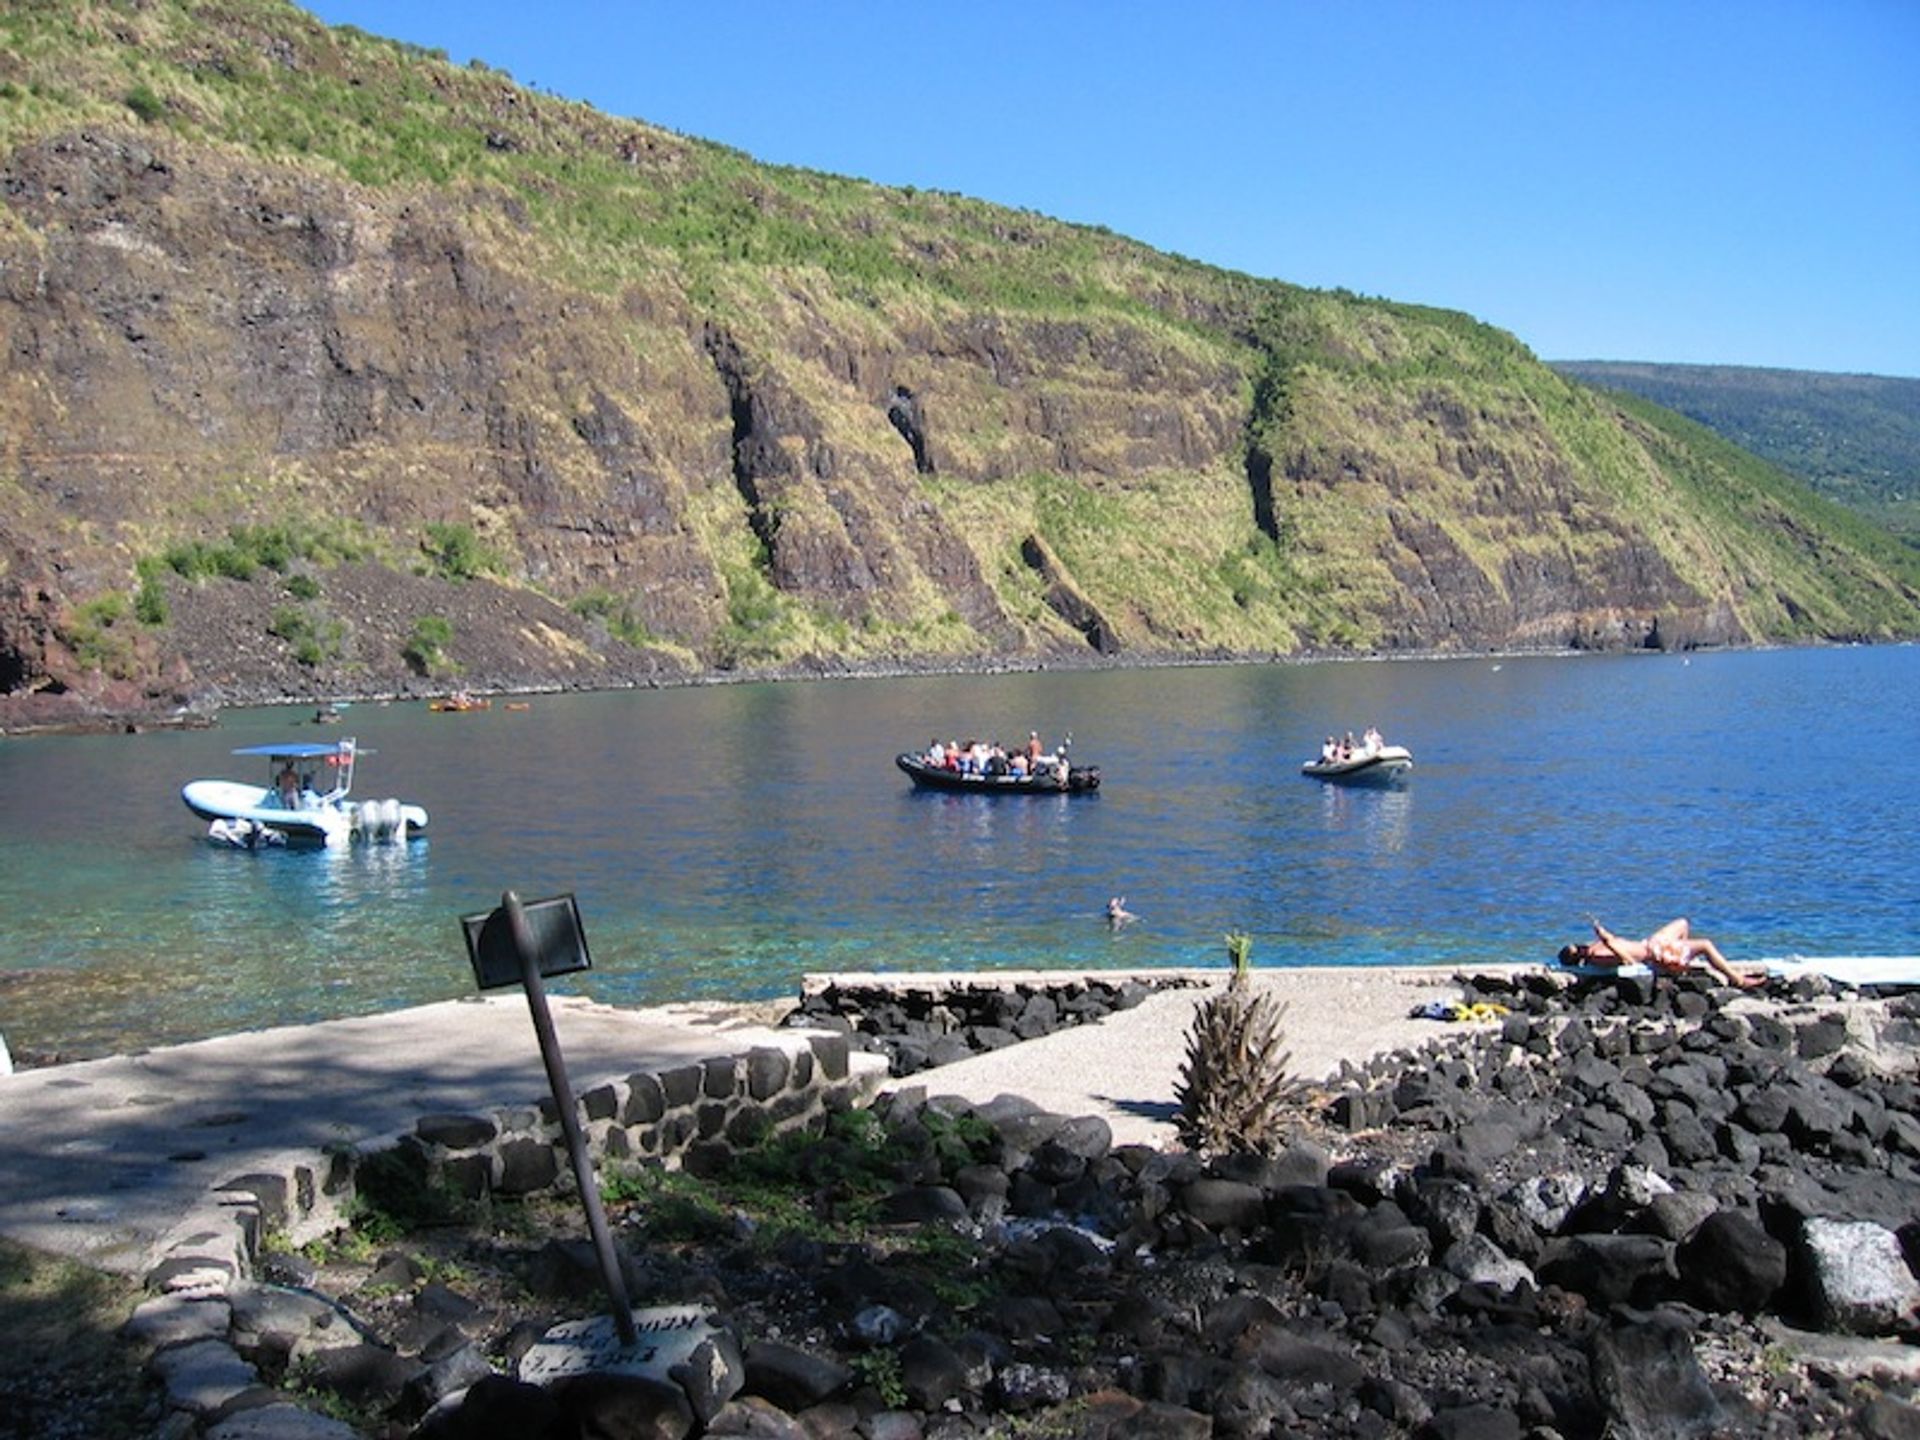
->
xmin=1552 ymin=361 xmax=1920 ymax=544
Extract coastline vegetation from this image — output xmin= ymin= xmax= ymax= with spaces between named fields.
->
xmin=63 ymin=593 xmax=143 ymax=678
xmin=419 ymin=523 xmax=504 ymax=583
xmin=267 ymin=602 xmax=346 ymax=667
xmin=401 ymin=614 xmax=455 ymax=675
xmin=1554 ymin=362 xmax=1920 ymax=543
xmin=568 ymin=587 xmax=659 ymax=649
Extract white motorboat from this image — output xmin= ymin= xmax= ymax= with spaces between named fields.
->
xmin=1301 ymin=742 xmax=1414 ymax=786
xmin=182 ymin=738 xmax=428 ymax=847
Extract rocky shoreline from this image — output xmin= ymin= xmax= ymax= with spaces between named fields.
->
xmin=1 ymin=636 xmax=1641 ymax=739
xmin=783 ymin=974 xmax=1202 ymax=1078
xmin=103 ymin=968 xmax=1920 ymax=1440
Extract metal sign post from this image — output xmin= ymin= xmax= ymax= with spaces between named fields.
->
xmin=462 ymin=890 xmax=637 ymax=1347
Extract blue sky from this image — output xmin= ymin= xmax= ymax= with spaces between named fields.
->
xmin=305 ymin=2 xmax=1919 ymax=378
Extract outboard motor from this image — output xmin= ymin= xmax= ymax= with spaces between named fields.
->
xmin=353 ymin=799 xmax=391 ymax=842
xmin=347 ymin=797 xmax=414 ymax=843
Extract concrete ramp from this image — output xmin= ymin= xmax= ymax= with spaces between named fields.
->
xmin=0 ymin=995 xmax=824 ymax=1274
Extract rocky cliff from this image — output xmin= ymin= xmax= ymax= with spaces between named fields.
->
xmin=2 ymin=1 xmax=1917 ymax=730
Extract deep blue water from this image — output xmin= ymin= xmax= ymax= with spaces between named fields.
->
xmin=1 ymin=646 xmax=1915 ymax=1058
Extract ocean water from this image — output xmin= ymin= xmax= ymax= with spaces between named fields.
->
xmin=1 ymin=646 xmax=1914 ymax=1059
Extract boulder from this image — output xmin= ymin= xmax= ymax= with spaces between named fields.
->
xmin=301 ymin=1342 xmax=427 ymax=1415
xmin=550 ymin=1371 xmax=696 ymax=1440
xmin=669 ymin=1332 xmax=746 ymax=1425
xmin=1589 ymin=1321 xmax=1725 ymax=1439
xmin=1441 ymin=1235 xmax=1534 ymax=1293
xmin=1502 ymin=1173 xmax=1586 ymax=1234
xmin=204 ymin=1406 xmax=363 ymax=1439
xmin=1801 ymin=1218 xmax=1920 ymax=1335
xmin=1178 ymin=1178 xmax=1266 ymax=1232
xmin=742 ymin=1339 xmax=852 ymax=1411
xmin=149 ymin=1339 xmax=260 ymax=1418
xmin=1677 ymin=1210 xmax=1787 ymax=1315
xmin=1536 ymin=1234 xmax=1675 ymax=1307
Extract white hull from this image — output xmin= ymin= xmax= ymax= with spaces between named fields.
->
xmin=182 ymin=779 xmax=427 ymax=847
xmin=1301 ymin=745 xmax=1414 ymax=785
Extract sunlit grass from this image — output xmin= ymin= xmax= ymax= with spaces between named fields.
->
xmin=0 ymin=1239 xmax=150 ymax=1439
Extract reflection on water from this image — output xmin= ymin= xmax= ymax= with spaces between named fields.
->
xmin=2 ymin=646 xmax=1916 ymax=1056
xmin=912 ymin=789 xmax=1083 ymax=855
xmin=1317 ymin=783 xmax=1413 ymax=856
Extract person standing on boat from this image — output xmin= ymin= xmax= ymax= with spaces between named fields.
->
xmin=1321 ymin=736 xmax=1339 ymax=763
xmin=1362 ymin=725 xmax=1383 ymax=754
xmin=274 ymin=762 xmax=300 ymax=809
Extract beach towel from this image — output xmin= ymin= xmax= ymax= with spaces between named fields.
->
xmin=1411 ymin=1000 xmax=1511 ymax=1022
xmin=1554 ymin=956 xmax=1920 ymax=988
xmin=1763 ymin=956 xmax=1920 ymax=988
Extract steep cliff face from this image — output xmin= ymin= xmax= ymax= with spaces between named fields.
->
xmin=1269 ymin=372 xmax=1744 ymax=652
xmin=0 ymin=1 xmax=1915 ymax=730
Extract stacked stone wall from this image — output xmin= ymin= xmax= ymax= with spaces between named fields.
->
xmin=129 ymin=1030 xmax=886 ymax=1431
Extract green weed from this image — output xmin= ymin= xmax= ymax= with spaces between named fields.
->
xmin=268 ymin=605 xmax=345 ymax=666
xmin=349 ymin=1148 xmax=481 ymax=1237
xmin=133 ymin=564 xmax=168 ymax=626
xmin=569 ymin=588 xmax=657 ymax=648
xmin=420 ymin=522 xmax=503 ymax=582
xmin=123 ymin=83 xmax=162 ymax=123
xmin=63 ymin=594 xmax=140 ymax=677
xmin=851 ymin=1349 xmax=908 ymax=1408
xmin=402 ymin=614 xmax=455 ymax=674
xmin=157 ymin=522 xmax=375 ymax=584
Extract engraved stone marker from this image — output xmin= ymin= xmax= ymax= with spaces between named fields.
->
xmin=518 ymin=1305 xmax=717 ymax=1385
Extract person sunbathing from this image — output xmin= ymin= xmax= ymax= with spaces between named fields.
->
xmin=1559 ymin=916 xmax=1766 ymax=988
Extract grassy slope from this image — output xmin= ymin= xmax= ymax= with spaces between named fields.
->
xmin=2 ymin=0 xmax=1917 ymax=669
xmin=1607 ymin=392 xmax=1920 ymax=637
xmin=1553 ymin=361 xmax=1920 ymax=543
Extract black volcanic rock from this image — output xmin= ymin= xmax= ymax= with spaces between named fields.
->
xmin=1678 ymin=1210 xmax=1788 ymax=1313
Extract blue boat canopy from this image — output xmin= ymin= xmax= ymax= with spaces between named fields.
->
xmin=229 ymin=741 xmax=367 ymax=759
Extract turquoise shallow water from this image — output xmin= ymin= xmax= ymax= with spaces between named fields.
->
xmin=2 ymin=646 xmax=1915 ymax=1058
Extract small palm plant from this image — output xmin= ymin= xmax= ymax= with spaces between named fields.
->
xmin=1174 ymin=932 xmax=1295 ymax=1155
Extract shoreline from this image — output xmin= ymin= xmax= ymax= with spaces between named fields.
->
xmin=1 ymin=635 xmax=1863 ymax=739
xmin=0 ymin=959 xmax=1508 ymax=1074
xmin=10 ymin=951 xmax=1914 ymax=1076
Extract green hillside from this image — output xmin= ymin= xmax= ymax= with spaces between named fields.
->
xmin=1553 ymin=362 xmax=1920 ymax=543
xmin=1 ymin=1 xmax=1916 ymax=726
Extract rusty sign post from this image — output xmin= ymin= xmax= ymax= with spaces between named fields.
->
xmin=462 ymin=890 xmax=636 ymax=1347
